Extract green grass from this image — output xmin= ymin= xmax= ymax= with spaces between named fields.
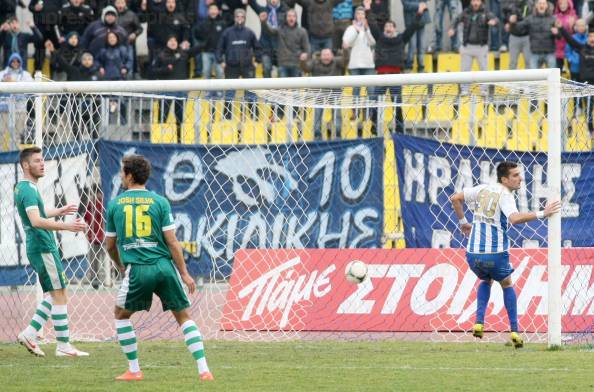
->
xmin=1 ymin=340 xmax=593 ymax=391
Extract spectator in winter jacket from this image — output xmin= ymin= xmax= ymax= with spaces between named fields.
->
xmin=301 ymin=48 xmax=345 ymax=138
xmin=333 ymin=0 xmax=353 ymax=51
xmin=402 ymin=0 xmax=430 ymax=71
xmin=502 ymin=0 xmax=533 ymax=69
xmin=29 ymin=0 xmax=63 ymax=70
xmin=152 ymin=0 xmax=191 ymax=52
xmin=0 ymin=16 xmax=43 ymax=68
xmin=449 ymin=0 xmax=497 ymax=82
xmin=368 ymin=0 xmax=427 ymax=132
xmin=430 ymin=0 xmax=459 ymax=52
xmin=151 ymin=35 xmax=192 ymax=141
xmin=193 ymin=3 xmax=227 ymax=96
xmin=288 ymin=0 xmax=342 ymax=52
xmin=81 ymin=6 xmax=129 ymax=57
xmin=261 ymin=8 xmax=310 ymax=77
xmin=554 ymin=0 xmax=577 ymax=68
xmin=565 ymin=18 xmax=587 ymax=80
xmin=48 ymin=48 xmax=101 ymax=81
xmin=216 ymin=8 xmax=261 ymax=119
xmin=0 ymin=52 xmax=32 ymax=82
xmin=115 ymin=0 xmax=143 ymax=75
xmin=509 ymin=0 xmax=558 ymax=68
xmin=58 ymin=0 xmax=95 ymax=39
xmin=47 ymin=31 xmax=84 ymax=80
xmin=565 ymin=18 xmax=586 ymax=115
xmin=248 ymin=0 xmax=288 ymax=77
xmin=97 ymin=31 xmax=132 ymax=80
xmin=560 ymin=22 xmax=594 ymax=136
xmin=343 ymin=6 xmax=376 ymax=97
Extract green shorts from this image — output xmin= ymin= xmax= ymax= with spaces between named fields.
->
xmin=27 ymin=250 xmax=67 ymax=293
xmin=116 ymin=259 xmax=191 ymax=312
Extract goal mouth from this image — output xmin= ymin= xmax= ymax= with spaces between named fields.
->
xmin=0 ymin=70 xmax=592 ymax=348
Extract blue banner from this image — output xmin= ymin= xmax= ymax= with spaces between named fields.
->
xmin=98 ymin=139 xmax=384 ymax=278
xmin=393 ymin=133 xmax=594 ymax=248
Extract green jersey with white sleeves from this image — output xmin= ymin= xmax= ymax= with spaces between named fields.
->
xmin=14 ymin=180 xmax=58 ymax=254
xmin=105 ymin=189 xmax=176 ymax=265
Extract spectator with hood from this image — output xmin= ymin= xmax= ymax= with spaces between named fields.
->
xmin=0 ymin=52 xmax=33 ymax=82
xmin=81 ymin=5 xmax=128 ymax=57
xmin=554 ymin=0 xmax=576 ymax=68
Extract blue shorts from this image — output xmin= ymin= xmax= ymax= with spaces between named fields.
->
xmin=466 ymin=252 xmax=514 ymax=282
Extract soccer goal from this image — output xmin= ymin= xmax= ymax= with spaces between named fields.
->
xmin=0 ymin=69 xmax=592 ymax=348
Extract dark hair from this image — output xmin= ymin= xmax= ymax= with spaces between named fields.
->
xmin=19 ymin=146 xmax=42 ymax=167
xmin=496 ymin=161 xmax=518 ymax=183
xmin=122 ymin=154 xmax=151 ymax=185
xmin=385 ymin=20 xmax=396 ymax=28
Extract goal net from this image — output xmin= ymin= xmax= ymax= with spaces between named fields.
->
xmin=0 ymin=70 xmax=592 ymax=347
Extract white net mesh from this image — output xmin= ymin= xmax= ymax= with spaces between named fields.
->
xmin=0 ymin=76 xmax=592 ymax=345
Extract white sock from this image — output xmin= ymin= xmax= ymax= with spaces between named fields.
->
xmin=115 ymin=319 xmax=140 ymax=373
xmin=181 ymin=320 xmax=209 ymax=374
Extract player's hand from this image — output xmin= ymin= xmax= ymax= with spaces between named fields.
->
xmin=59 ymin=204 xmax=78 ymax=216
xmin=460 ymin=223 xmax=472 ymax=236
xmin=543 ymin=200 xmax=561 ymax=217
xmin=66 ymin=217 xmax=87 ymax=232
xmin=181 ymin=273 xmax=196 ymax=294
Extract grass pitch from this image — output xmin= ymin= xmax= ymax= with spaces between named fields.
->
xmin=1 ymin=340 xmax=593 ymax=391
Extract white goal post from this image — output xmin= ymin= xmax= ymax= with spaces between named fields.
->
xmin=0 ymin=69 xmax=567 ymax=347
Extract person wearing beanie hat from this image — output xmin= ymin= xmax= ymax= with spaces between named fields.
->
xmin=81 ymin=5 xmax=128 ymax=56
xmin=47 ymin=30 xmax=84 ymax=80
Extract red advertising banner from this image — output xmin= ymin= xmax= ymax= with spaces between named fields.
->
xmin=221 ymin=249 xmax=594 ymax=333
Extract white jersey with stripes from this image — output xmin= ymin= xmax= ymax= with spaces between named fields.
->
xmin=463 ymin=183 xmax=518 ymax=254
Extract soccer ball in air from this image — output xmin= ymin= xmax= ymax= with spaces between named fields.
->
xmin=345 ymin=260 xmax=368 ymax=284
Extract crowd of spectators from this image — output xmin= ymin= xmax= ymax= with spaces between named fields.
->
xmin=2 ymin=0 xmax=594 ymax=133
xmin=2 ymin=0 xmax=594 ymax=85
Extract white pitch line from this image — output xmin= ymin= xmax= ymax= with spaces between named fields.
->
xmin=1 ymin=364 xmax=591 ymax=372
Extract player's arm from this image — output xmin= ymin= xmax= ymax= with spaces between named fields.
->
xmin=450 ymin=192 xmax=472 ymax=236
xmin=105 ymin=236 xmax=125 ymax=274
xmin=26 ymin=208 xmax=86 ymax=232
xmin=45 ymin=203 xmax=78 ymax=218
xmin=508 ymin=200 xmax=562 ymax=225
xmin=163 ymin=229 xmax=196 ymax=294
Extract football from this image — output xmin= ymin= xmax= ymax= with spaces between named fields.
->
xmin=345 ymin=260 xmax=368 ymax=284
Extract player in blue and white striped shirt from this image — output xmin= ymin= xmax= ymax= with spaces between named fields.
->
xmin=450 ymin=161 xmax=561 ymax=348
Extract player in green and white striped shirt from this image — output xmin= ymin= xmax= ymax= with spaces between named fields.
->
xmin=15 ymin=146 xmax=89 ymax=357
xmin=105 ymin=154 xmax=213 ymax=382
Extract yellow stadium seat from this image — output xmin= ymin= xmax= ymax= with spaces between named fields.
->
xmin=437 ymin=53 xmax=460 ymax=72
xmin=412 ymin=54 xmax=434 ymax=73
xmin=507 ymin=120 xmax=532 ymax=151
xmin=402 ymin=85 xmax=427 ymax=122
xmin=499 ymin=52 xmax=527 ymax=70
xmin=566 ymin=117 xmax=592 ymax=151
xmin=450 ymin=118 xmax=474 ymax=145
xmin=211 ymin=120 xmax=240 ymax=144
xmin=476 ymin=105 xmax=507 ymax=149
xmin=242 ymin=120 xmax=268 ymax=144
xmin=427 ymin=95 xmax=455 ymax=122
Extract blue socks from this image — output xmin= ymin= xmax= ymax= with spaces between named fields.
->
xmin=476 ymin=281 xmax=492 ymax=325
xmin=503 ymin=287 xmax=518 ymax=332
